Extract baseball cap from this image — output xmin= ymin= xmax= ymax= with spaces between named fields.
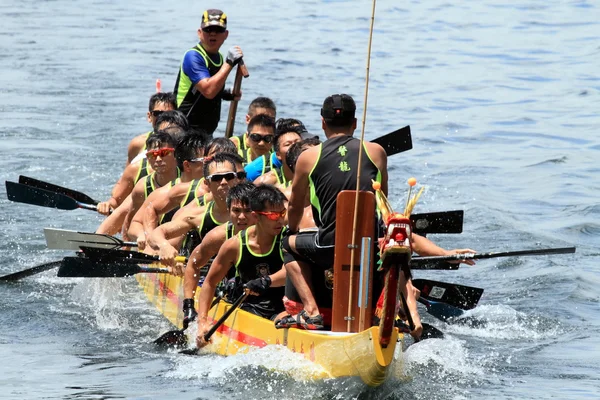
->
xmin=201 ymin=9 xmax=227 ymax=30
xmin=320 ymin=94 xmax=356 ymax=124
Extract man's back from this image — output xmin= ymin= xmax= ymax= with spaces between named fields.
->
xmin=309 ymin=135 xmax=384 ymax=246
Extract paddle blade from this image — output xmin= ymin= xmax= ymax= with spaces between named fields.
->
xmin=418 ymin=297 xmax=466 ymax=322
xmin=44 ymin=228 xmax=133 ymax=251
xmin=19 ymin=175 xmax=99 ymax=205
xmin=57 ymin=257 xmax=169 ymax=278
xmin=372 ymin=125 xmax=412 ymax=156
xmin=421 ymin=322 xmax=444 ymax=339
xmin=411 ymin=210 xmax=464 ymax=236
xmin=154 ymin=330 xmax=188 ymax=348
xmin=414 ymin=278 xmax=483 ymax=310
xmin=0 ymin=260 xmax=62 ymax=281
xmin=6 ymin=181 xmax=80 ymax=210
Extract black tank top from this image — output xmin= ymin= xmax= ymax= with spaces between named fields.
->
xmin=234 ymin=228 xmax=285 ymax=318
xmin=174 ymin=44 xmax=223 ymax=135
xmin=159 ymin=178 xmax=200 ymax=225
xmin=309 ymin=136 xmax=381 ymax=246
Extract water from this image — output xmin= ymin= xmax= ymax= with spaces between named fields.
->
xmin=1 ymin=0 xmax=599 ymax=398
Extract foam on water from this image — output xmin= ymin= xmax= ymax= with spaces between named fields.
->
xmin=443 ymin=304 xmax=565 ymax=340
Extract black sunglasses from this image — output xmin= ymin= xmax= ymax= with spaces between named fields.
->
xmin=150 ymin=110 xmax=165 ymax=117
xmin=202 ymin=26 xmax=226 ymax=34
xmin=249 ymin=133 xmax=274 ymax=144
xmin=206 ymin=171 xmax=244 ymax=183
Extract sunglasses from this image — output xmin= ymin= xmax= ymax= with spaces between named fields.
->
xmin=249 ymin=133 xmax=274 ymax=144
xmin=146 ymin=147 xmax=174 ymax=158
xmin=150 ymin=110 xmax=165 ymax=117
xmin=206 ymin=171 xmax=243 ymax=182
xmin=189 ymin=157 xmax=205 ymax=163
xmin=202 ymin=26 xmax=226 ymax=34
xmin=255 ymin=209 xmax=287 ymax=221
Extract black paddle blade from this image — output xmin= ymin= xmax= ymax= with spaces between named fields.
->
xmin=413 ymin=279 xmax=483 ymax=310
xmin=154 ymin=330 xmax=188 ymax=348
xmin=411 ymin=210 xmax=464 ymax=236
xmin=58 ymin=257 xmax=144 ymax=278
xmin=19 ymin=175 xmax=99 ymax=205
xmin=421 ymin=323 xmax=444 ymax=340
xmin=5 ymin=181 xmax=79 ymax=210
xmin=0 ymin=260 xmax=62 ymax=282
xmin=79 ymin=247 xmax=159 ymax=264
xmin=372 ymin=125 xmax=412 ymax=156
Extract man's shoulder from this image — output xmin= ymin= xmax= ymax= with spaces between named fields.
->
xmin=183 ymin=48 xmax=208 ymax=66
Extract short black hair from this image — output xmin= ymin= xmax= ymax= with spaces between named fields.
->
xmin=203 ymin=152 xmax=239 ymax=177
xmin=154 ymin=110 xmax=189 ymax=132
xmin=146 ymin=131 xmax=177 ymax=150
xmin=273 ymin=125 xmax=303 ymax=154
xmin=174 ymin=131 xmax=208 ymax=169
xmin=148 ymin=92 xmax=176 ymax=111
xmin=286 ymin=137 xmax=321 ymax=173
xmin=218 ymin=152 xmax=245 ymax=171
xmin=275 ymin=118 xmax=307 ymax=136
xmin=204 ymin=137 xmax=239 ymax=156
xmin=226 ymin=182 xmax=256 ymax=209
xmin=248 ymin=97 xmax=276 ymax=117
xmin=250 ymin=184 xmax=287 ymax=212
xmin=321 ymin=94 xmax=356 ymax=128
xmin=247 ymin=114 xmax=276 ymax=134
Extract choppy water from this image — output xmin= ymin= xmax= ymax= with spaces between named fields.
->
xmin=1 ymin=0 xmax=599 ymax=399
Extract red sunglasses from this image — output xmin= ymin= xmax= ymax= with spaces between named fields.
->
xmin=255 ymin=209 xmax=287 ymax=221
xmin=146 ymin=147 xmax=174 ymax=158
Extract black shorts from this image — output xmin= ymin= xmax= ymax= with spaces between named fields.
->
xmin=282 ymin=231 xmax=334 ymax=308
xmin=282 ymin=230 xmax=335 ymax=268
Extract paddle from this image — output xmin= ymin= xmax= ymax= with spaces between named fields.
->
xmin=18 ymin=175 xmax=99 ymax=205
xmin=57 ymin=257 xmax=170 ymax=278
xmin=6 ymin=181 xmax=97 ymax=211
xmin=412 ymin=278 xmax=483 ymax=310
xmin=410 ymin=246 xmax=576 ymax=270
xmin=77 ymin=247 xmax=186 ymax=265
xmin=0 ymin=260 xmax=63 ymax=282
xmin=180 ymin=291 xmax=250 ymax=355
xmin=225 ymin=60 xmax=249 ymax=139
xmin=44 ymin=228 xmax=137 ymax=251
xmin=372 ymin=125 xmax=412 ymax=157
xmin=154 ymin=294 xmax=223 ymax=348
xmin=418 ymin=297 xmax=466 ymax=322
xmin=411 ymin=210 xmax=463 ymax=236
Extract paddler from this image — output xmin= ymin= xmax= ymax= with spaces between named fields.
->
xmin=244 ymin=118 xmax=308 ymax=182
xmin=195 ymin=184 xmax=287 ymax=349
xmin=146 ymin=153 xmax=244 ymax=267
xmin=181 ymin=182 xmax=257 ymax=328
xmin=121 ymin=132 xmax=180 ymax=236
xmin=126 ymin=92 xmax=176 ymax=164
xmin=277 ymin=94 xmax=387 ymax=330
xmin=230 ymin=97 xmax=277 ymax=152
xmin=237 ymin=114 xmax=276 ymax=165
xmin=253 ymin=125 xmax=303 ymax=189
xmin=127 ymin=131 xmax=209 ymax=248
xmin=173 ymin=9 xmax=243 ymax=136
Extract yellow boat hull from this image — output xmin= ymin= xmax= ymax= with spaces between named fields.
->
xmin=136 ymin=272 xmax=403 ymax=386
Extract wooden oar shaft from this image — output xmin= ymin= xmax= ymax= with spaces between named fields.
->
xmin=225 ymin=61 xmax=249 ymax=139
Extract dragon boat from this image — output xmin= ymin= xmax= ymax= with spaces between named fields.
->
xmin=137 ymin=187 xmax=420 ymax=386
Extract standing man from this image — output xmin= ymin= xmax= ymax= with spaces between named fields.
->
xmin=174 ymin=9 xmax=244 ymax=136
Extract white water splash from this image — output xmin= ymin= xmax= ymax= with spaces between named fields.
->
xmin=444 ymin=304 xmax=564 ymax=340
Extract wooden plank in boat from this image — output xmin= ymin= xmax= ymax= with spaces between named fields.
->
xmin=331 ymin=190 xmax=376 ymax=333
